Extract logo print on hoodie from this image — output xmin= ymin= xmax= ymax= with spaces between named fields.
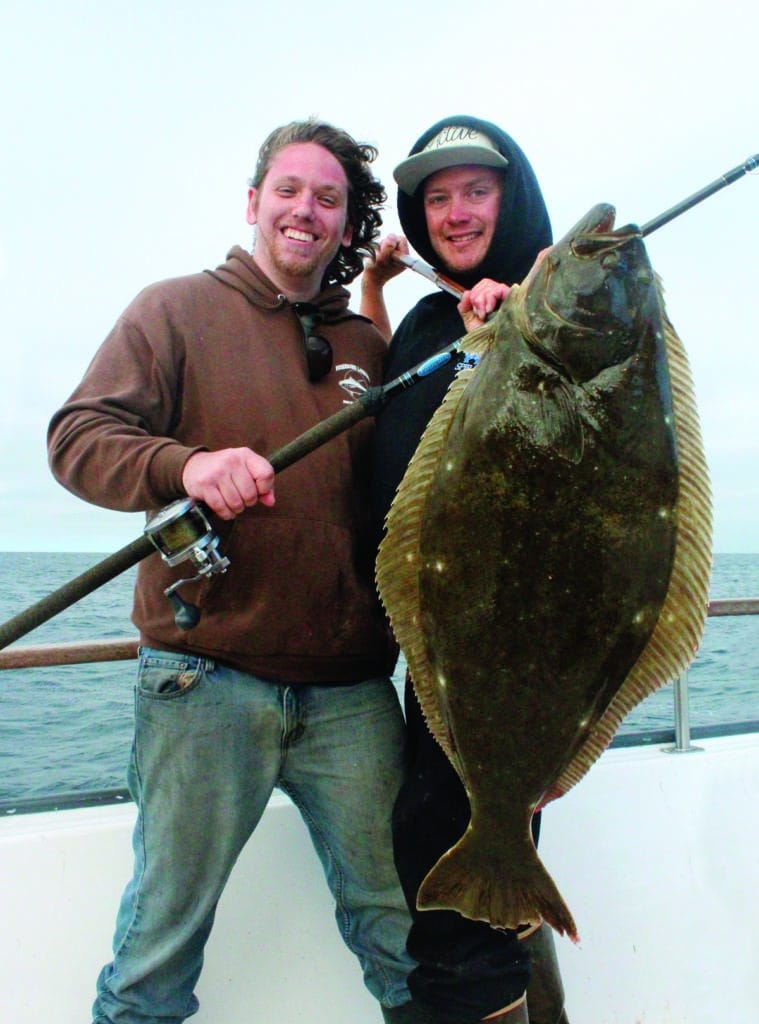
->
xmin=336 ymin=363 xmax=371 ymax=404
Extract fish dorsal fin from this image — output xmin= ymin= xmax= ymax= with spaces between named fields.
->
xmin=545 ymin=281 xmax=713 ymax=801
xmin=457 ymin=313 xmax=499 ymax=358
xmin=376 ymin=324 xmax=497 ymax=768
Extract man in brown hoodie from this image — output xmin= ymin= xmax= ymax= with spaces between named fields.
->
xmin=48 ymin=120 xmax=416 ymax=1023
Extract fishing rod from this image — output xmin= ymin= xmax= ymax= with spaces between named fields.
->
xmin=0 ymin=151 xmax=756 ymax=649
xmin=396 ymin=153 xmax=759 ymax=292
xmin=0 ymin=338 xmax=468 ymax=647
xmin=640 ymin=152 xmax=758 ymax=236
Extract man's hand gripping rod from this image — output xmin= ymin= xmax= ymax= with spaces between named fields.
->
xmin=0 ymin=340 xmax=469 ymax=646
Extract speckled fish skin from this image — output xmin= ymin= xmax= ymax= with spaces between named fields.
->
xmin=376 ymin=204 xmax=712 ymax=940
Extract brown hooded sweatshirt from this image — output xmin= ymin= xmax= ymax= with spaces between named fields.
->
xmin=48 ymin=247 xmax=397 ymax=683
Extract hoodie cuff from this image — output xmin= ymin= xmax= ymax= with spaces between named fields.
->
xmin=147 ymin=441 xmax=208 ymax=501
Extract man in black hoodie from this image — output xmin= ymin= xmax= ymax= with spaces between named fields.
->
xmin=362 ymin=117 xmax=569 ymax=1024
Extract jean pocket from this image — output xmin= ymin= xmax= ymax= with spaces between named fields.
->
xmin=136 ymin=649 xmax=206 ymax=700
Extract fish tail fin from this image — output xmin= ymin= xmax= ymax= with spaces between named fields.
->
xmin=416 ymin=829 xmax=579 ymax=943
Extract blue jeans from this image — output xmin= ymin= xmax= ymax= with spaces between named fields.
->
xmin=93 ymin=649 xmax=414 ymax=1023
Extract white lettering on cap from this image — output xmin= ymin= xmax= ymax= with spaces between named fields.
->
xmin=423 ymin=127 xmax=497 ymax=154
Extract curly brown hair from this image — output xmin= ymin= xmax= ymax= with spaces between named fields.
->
xmin=249 ymin=120 xmax=386 ymax=286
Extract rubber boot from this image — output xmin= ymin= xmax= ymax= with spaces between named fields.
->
xmin=522 ymin=924 xmax=569 ymax=1024
xmin=381 ymin=995 xmax=528 ymax=1024
xmin=482 ymin=995 xmax=529 ymax=1022
xmin=381 ymin=1001 xmax=438 ymax=1024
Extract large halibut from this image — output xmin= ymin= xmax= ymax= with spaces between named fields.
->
xmin=376 ymin=205 xmax=712 ymax=940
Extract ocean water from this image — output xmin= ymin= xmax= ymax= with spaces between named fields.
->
xmin=0 ymin=552 xmax=758 ymax=804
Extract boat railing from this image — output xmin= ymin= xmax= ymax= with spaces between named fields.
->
xmin=663 ymin=597 xmax=759 ymax=753
xmin=1 ymin=598 xmax=757 ymax=815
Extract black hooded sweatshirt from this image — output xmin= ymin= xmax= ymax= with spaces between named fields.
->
xmin=371 ymin=115 xmax=553 ymax=544
xmin=370 ymin=118 xmax=555 ymax=1022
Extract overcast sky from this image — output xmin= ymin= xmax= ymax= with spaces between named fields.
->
xmin=1 ymin=1 xmax=756 ymax=555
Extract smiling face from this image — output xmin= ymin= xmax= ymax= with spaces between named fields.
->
xmin=246 ymin=141 xmax=353 ymax=300
xmin=422 ymin=164 xmax=503 ymax=276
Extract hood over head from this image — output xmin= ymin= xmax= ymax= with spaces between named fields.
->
xmin=395 ymin=115 xmax=552 ymax=289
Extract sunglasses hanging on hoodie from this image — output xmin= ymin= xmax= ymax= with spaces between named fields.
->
xmin=292 ymin=303 xmax=333 ymax=382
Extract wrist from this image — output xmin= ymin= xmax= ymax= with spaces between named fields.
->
xmin=361 ymin=271 xmax=384 ymax=293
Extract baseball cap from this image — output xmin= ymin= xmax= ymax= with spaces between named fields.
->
xmin=393 ymin=125 xmax=509 ymax=195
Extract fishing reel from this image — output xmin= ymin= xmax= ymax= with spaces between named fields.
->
xmin=144 ymin=497 xmax=229 ymax=630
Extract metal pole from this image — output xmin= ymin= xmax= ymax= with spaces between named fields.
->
xmin=662 ymin=672 xmax=703 ymax=754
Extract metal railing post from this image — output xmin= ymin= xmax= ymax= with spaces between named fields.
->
xmin=662 ymin=672 xmax=703 ymax=754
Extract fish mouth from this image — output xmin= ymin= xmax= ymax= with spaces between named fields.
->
xmin=592 ymin=207 xmax=616 ymax=233
xmin=522 ymin=205 xmax=649 ymax=353
xmin=570 ymin=208 xmax=643 ymax=257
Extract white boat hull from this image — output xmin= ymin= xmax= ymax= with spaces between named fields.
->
xmin=2 ymin=732 xmax=757 ymax=1023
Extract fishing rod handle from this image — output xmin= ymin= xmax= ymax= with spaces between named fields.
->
xmin=0 ymin=350 xmax=463 ymax=649
xmin=266 ymin=386 xmax=385 ymax=472
xmin=0 ymin=536 xmax=153 ymax=651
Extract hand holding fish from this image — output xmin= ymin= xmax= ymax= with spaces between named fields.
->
xmin=458 ymin=249 xmax=550 ymax=329
xmin=181 ymin=448 xmax=276 ymax=520
xmin=458 ymin=278 xmax=511 ymax=330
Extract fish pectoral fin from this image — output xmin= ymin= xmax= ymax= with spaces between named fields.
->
xmin=509 ymin=364 xmax=584 ymax=464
